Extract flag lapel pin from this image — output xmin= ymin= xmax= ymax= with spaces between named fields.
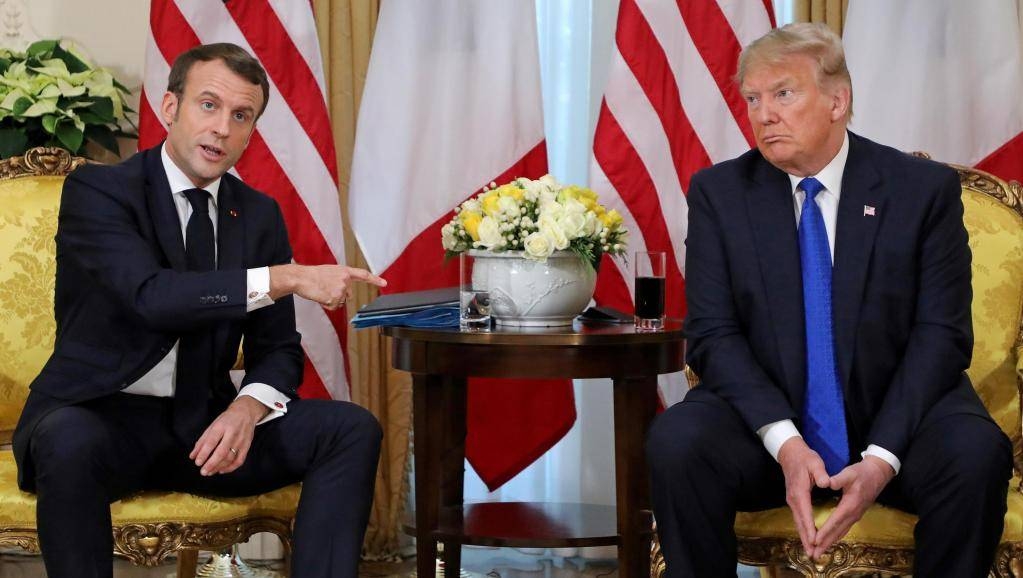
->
xmin=863 ymin=205 xmax=876 ymax=217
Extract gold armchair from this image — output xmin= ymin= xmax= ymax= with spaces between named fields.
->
xmin=651 ymin=161 xmax=1023 ymax=578
xmin=0 ymin=148 xmax=300 ymax=576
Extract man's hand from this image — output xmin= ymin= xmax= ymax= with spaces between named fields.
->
xmin=777 ymin=437 xmax=831 ymax=558
xmin=189 ymin=396 xmax=269 ymax=476
xmin=269 ymin=264 xmax=386 ymax=310
xmin=811 ymin=455 xmax=894 ymax=559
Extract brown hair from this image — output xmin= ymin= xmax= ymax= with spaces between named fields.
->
xmin=167 ymin=43 xmax=270 ymax=118
xmin=737 ymin=23 xmax=853 ymax=119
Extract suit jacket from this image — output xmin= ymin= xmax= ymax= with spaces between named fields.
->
xmin=13 ymin=145 xmax=304 ymax=489
xmin=683 ymin=132 xmax=990 ymax=461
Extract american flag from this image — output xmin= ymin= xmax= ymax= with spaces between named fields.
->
xmin=589 ymin=0 xmax=774 ymax=406
xmin=139 ymin=0 xmax=350 ymax=401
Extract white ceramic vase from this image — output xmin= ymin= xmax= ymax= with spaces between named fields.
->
xmin=469 ymin=249 xmax=596 ymax=327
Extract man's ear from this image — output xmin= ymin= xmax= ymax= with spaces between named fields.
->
xmin=830 ymin=84 xmax=851 ymax=122
xmin=161 ymin=92 xmax=179 ymax=126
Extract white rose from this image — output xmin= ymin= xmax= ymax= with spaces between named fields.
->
xmin=462 ymin=199 xmax=482 ymax=214
xmin=441 ymin=223 xmax=459 ymax=250
xmin=523 ymin=232 xmax=554 ymax=260
xmin=477 ymin=216 xmax=503 ymax=249
xmin=538 ymin=174 xmax=560 ymax=191
xmin=562 ymin=198 xmax=587 ymax=215
xmin=497 ymin=195 xmax=519 ymax=216
xmin=538 ymin=213 xmax=569 ymax=250
xmin=584 ymin=212 xmax=600 ymax=237
xmin=558 ymin=212 xmax=586 ymax=239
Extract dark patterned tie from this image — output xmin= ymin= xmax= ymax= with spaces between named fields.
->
xmin=798 ymin=177 xmax=849 ymax=475
xmin=173 ymin=188 xmax=215 ymax=444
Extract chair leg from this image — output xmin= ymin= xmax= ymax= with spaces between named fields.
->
xmin=177 ymin=549 xmax=199 ymax=578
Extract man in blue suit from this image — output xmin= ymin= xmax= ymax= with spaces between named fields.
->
xmin=13 ymin=43 xmax=387 ymax=578
xmin=647 ymin=23 xmax=1011 ymax=578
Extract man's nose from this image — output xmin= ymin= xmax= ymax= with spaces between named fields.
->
xmin=212 ymin=112 xmax=231 ymax=137
xmin=755 ymin=100 xmax=778 ymax=124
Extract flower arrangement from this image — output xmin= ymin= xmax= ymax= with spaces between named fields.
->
xmin=441 ymin=174 xmax=628 ymax=268
xmin=0 ymin=40 xmax=136 ymax=159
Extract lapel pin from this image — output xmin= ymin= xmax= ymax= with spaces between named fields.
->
xmin=863 ymin=205 xmax=876 ymax=217
xmin=229 ymin=209 xmax=239 ymax=217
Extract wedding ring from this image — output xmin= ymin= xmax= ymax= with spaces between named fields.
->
xmin=229 ymin=447 xmax=238 ymax=455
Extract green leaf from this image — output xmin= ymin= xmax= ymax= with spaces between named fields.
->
xmin=55 ymin=120 xmax=83 ymax=153
xmin=12 ymin=96 xmax=33 ymax=116
xmin=0 ymin=57 xmax=10 ymax=75
xmin=112 ymin=77 xmax=130 ymax=93
xmin=41 ymin=113 xmax=58 ymax=134
xmin=22 ymin=98 xmax=57 ymax=117
xmin=0 ymin=127 xmax=28 ymax=158
xmin=26 ymin=40 xmax=57 ymax=59
xmin=85 ymin=124 xmax=119 ymax=156
xmin=50 ymin=43 xmax=90 ymax=74
xmin=88 ymin=97 xmax=114 ymax=122
xmin=76 ymin=110 xmax=104 ymax=125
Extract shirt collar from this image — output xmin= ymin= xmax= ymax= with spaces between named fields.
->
xmin=787 ymin=131 xmax=850 ymax=198
xmin=161 ymin=143 xmax=220 ymax=206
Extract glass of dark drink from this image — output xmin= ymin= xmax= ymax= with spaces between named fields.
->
xmin=634 ymin=251 xmax=666 ymax=331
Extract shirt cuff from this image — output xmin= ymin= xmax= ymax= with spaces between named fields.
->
xmin=757 ymin=419 xmax=801 ymax=461
xmin=245 ymin=267 xmax=274 ymax=313
xmin=862 ymin=444 xmax=901 ymax=475
xmin=237 ymin=383 xmax=289 ymax=425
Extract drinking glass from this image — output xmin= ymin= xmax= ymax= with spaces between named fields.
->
xmin=459 ymin=252 xmax=491 ymax=331
xmin=634 ymin=251 xmax=666 ymax=331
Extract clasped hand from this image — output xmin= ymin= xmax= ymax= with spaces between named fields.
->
xmin=777 ymin=437 xmax=895 ymax=560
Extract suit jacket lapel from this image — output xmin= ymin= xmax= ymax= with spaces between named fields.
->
xmin=832 ymin=134 xmax=884 ymax=392
xmin=144 ymin=147 xmax=187 ymax=271
xmin=216 ymin=178 xmax=244 ymax=272
xmin=746 ymin=157 xmax=807 ymax=401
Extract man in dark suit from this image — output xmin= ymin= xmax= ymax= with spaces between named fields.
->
xmin=13 ymin=43 xmax=387 ymax=578
xmin=647 ymin=23 xmax=1012 ymax=578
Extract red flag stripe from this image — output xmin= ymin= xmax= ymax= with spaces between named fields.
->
xmin=149 ymin=0 xmax=201 ymax=68
xmin=137 ymin=88 xmax=165 ymax=151
xmin=617 ymin=0 xmax=712 ymax=192
xmin=222 ymin=0 xmax=339 ymax=181
xmin=675 ymin=0 xmax=755 ymax=145
xmin=593 ymin=103 xmax=687 ymax=320
xmin=975 ymin=131 xmax=1023 ymax=184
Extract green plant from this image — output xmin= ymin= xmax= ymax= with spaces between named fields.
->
xmin=0 ymin=39 xmax=136 ymax=159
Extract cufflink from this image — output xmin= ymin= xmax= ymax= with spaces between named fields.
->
xmin=248 ymin=291 xmax=258 ymax=299
xmin=274 ymin=402 xmax=284 ymax=409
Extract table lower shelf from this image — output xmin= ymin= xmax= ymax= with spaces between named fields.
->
xmin=405 ymin=502 xmax=653 ymax=548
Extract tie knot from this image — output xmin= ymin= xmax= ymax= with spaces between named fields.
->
xmin=800 ymin=177 xmax=825 ymax=201
xmin=183 ymin=188 xmax=211 ymax=215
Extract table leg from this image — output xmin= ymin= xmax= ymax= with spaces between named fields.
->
xmin=413 ymin=373 xmax=467 ymax=578
xmin=612 ymin=376 xmax=659 ymax=578
xmin=440 ymin=376 xmax=467 ymax=578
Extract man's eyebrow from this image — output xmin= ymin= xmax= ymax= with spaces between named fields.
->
xmin=741 ymin=76 xmax=796 ymax=94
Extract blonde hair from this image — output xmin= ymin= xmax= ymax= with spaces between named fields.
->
xmin=737 ymin=23 xmax=853 ymax=118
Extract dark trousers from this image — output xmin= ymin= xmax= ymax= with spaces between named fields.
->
xmin=646 ymin=391 xmax=1012 ymax=578
xmin=26 ymin=393 xmax=382 ymax=578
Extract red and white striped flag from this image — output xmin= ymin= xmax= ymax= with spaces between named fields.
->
xmin=349 ymin=1 xmax=574 ymax=491
xmin=139 ymin=0 xmax=351 ymax=401
xmin=843 ymin=0 xmax=1023 ymax=183
xmin=590 ymin=0 xmax=774 ymax=406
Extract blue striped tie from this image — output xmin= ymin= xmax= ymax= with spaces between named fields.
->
xmin=798 ymin=177 xmax=849 ymax=475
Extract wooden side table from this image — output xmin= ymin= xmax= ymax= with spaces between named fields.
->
xmin=384 ymin=320 xmax=685 ymax=578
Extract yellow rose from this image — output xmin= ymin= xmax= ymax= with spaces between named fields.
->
xmin=482 ymin=192 xmax=501 ymax=216
xmin=600 ymin=209 xmax=623 ymax=228
xmin=495 ymin=183 xmax=524 ymax=201
xmin=460 ymin=210 xmax=482 ymax=241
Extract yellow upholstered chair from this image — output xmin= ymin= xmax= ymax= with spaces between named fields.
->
xmin=0 ymin=148 xmax=300 ymax=576
xmin=650 ymin=160 xmax=1023 ymax=578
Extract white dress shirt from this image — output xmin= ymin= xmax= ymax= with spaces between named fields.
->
xmin=755 ymin=133 xmax=902 ymax=475
xmin=121 ymin=146 xmax=290 ymax=425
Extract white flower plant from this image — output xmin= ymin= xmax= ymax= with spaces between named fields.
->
xmin=442 ymin=174 xmax=629 ymax=270
xmin=0 ymin=40 xmax=136 ymax=159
